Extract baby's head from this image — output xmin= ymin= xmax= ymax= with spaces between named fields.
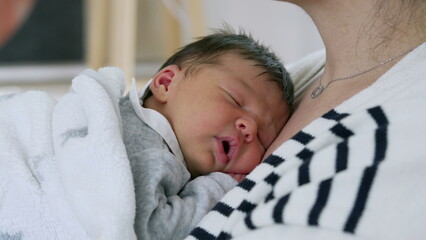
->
xmin=144 ymin=28 xmax=294 ymax=178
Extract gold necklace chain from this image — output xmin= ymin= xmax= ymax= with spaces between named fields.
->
xmin=311 ymin=46 xmax=417 ymax=99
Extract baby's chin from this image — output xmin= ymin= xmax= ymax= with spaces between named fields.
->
xmin=186 ymin=165 xmax=203 ymax=179
xmin=187 ymin=163 xmax=218 ymax=179
xmin=227 ymin=173 xmax=247 ymax=182
xmin=230 ymin=157 xmax=262 ymax=174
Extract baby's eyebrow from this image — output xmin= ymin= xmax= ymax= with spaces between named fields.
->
xmin=227 ymin=81 xmax=252 ymax=102
xmin=234 ymin=77 xmax=252 ymax=93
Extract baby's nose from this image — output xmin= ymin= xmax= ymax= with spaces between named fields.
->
xmin=235 ymin=118 xmax=257 ymax=142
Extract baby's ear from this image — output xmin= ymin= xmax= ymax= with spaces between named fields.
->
xmin=150 ymin=65 xmax=181 ymax=103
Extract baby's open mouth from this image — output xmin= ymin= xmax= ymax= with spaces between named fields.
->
xmin=216 ymin=137 xmax=237 ymax=164
xmin=223 ymin=141 xmax=230 ymax=154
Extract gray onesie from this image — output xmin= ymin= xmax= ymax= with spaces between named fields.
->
xmin=119 ymin=94 xmax=237 ymax=240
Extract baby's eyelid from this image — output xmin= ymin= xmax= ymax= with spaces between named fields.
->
xmin=229 ymin=93 xmax=242 ymax=107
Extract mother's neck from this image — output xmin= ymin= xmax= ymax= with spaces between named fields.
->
xmin=301 ymin=0 xmax=426 ymax=78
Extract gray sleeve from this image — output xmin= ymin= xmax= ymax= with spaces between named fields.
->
xmin=130 ymin=148 xmax=237 ymax=240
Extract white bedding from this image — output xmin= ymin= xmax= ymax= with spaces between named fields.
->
xmin=0 ymin=67 xmax=136 ymax=240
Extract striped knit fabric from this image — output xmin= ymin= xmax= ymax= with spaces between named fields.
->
xmin=185 ymin=42 xmax=426 ymax=240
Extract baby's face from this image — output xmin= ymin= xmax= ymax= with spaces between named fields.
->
xmin=166 ymin=54 xmax=290 ymax=177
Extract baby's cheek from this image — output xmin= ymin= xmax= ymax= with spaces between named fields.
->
xmin=238 ymin=147 xmax=263 ymax=173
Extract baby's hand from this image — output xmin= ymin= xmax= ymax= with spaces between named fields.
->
xmin=227 ymin=173 xmax=247 ymax=182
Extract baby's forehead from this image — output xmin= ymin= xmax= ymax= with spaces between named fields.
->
xmin=257 ymin=79 xmax=288 ymax=111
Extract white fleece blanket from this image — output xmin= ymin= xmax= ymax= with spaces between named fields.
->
xmin=0 ymin=68 xmax=136 ymax=240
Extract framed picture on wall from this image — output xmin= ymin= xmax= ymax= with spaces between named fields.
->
xmin=0 ymin=0 xmax=84 ymax=83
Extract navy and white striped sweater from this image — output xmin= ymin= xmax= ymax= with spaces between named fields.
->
xmin=186 ymin=42 xmax=426 ymax=240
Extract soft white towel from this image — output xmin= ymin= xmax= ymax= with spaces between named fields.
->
xmin=0 ymin=67 xmax=136 ymax=240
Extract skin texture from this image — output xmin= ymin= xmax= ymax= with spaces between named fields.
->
xmin=145 ymin=53 xmax=290 ymax=180
xmin=264 ymin=0 xmax=426 ymax=159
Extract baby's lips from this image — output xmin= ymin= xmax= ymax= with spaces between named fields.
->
xmin=218 ymin=136 xmax=239 ymax=163
xmin=215 ymin=137 xmax=229 ymax=164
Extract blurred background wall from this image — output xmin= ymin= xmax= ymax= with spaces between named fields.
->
xmin=0 ymin=0 xmax=323 ymax=98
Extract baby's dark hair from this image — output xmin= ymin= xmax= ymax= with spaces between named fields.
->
xmin=158 ymin=27 xmax=294 ymax=109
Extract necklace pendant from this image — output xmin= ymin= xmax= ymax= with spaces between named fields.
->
xmin=311 ymin=85 xmax=324 ymax=99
